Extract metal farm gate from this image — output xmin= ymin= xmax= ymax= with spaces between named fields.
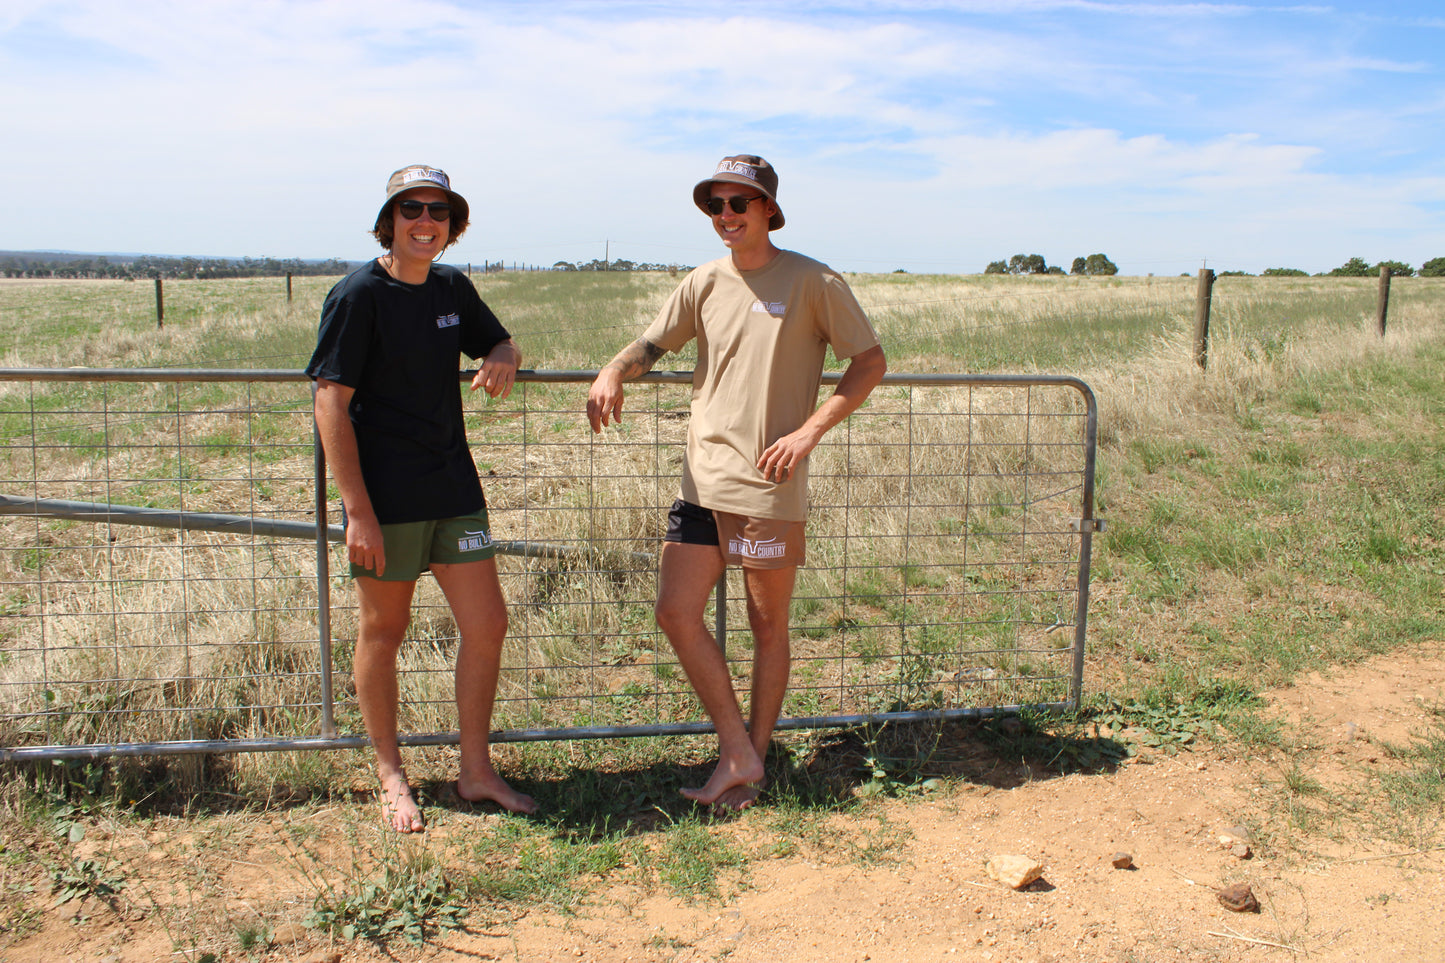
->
xmin=0 ymin=368 xmax=1100 ymax=762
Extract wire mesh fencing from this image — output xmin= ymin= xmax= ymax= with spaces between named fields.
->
xmin=0 ymin=368 xmax=1100 ymax=761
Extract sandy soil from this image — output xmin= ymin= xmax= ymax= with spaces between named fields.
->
xmin=4 ymin=641 xmax=1442 ymax=963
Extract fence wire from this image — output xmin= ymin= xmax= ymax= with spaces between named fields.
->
xmin=0 ymin=369 xmax=1099 ymax=761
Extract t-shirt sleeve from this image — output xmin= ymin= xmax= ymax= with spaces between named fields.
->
xmin=455 ymin=273 xmax=511 ymax=360
xmin=642 ymin=270 xmax=701 ymax=353
xmin=305 ymin=282 xmax=373 ymax=386
xmin=814 ymin=270 xmax=881 ymax=360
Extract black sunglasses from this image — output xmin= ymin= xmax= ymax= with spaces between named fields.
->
xmin=397 ymin=199 xmax=452 ymax=221
xmin=704 ymin=194 xmax=765 ymax=216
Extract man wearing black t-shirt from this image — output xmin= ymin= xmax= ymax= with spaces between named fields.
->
xmin=307 ymin=165 xmax=534 ymax=832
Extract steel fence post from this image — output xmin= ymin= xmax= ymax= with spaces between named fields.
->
xmin=311 ymin=382 xmax=336 ymax=738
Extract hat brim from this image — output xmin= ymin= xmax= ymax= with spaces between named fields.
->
xmin=693 ymin=175 xmax=784 ymax=231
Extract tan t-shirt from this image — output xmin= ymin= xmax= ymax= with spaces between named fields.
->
xmin=643 ymin=250 xmax=880 ymax=521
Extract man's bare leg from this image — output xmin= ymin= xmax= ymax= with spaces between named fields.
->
xmin=712 ymin=564 xmax=797 ymax=812
xmin=655 ymin=542 xmax=764 ymax=806
xmin=354 ymin=577 xmax=425 ymax=832
xmin=433 ymin=559 xmax=536 ymax=814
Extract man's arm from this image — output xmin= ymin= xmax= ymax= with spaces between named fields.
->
xmin=470 ymin=338 xmax=521 ymax=399
xmin=756 ymin=344 xmax=887 ymax=483
xmin=586 ymin=337 xmax=667 ymax=433
xmin=314 ymin=378 xmax=386 ymax=576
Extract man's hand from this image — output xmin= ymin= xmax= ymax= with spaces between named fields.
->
xmin=345 ymin=509 xmax=386 ymax=577
xmin=471 ymin=340 xmax=520 ymax=399
xmin=757 ymin=426 xmax=822 ymax=483
xmin=587 ymin=369 xmax=625 ymax=433
xmin=587 ymin=338 xmax=665 ymax=433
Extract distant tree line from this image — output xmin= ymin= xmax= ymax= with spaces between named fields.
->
xmin=1208 ymin=257 xmax=1444 ymax=278
xmin=983 ymin=253 xmax=1118 ymax=276
xmin=550 ymin=258 xmax=688 ymax=273
xmin=0 ymin=253 xmax=356 ymax=280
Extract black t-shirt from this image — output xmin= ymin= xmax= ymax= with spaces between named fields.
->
xmin=305 ymin=260 xmax=510 ymax=524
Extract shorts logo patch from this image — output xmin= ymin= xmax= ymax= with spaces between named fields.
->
xmin=728 ymin=536 xmax=786 ymax=560
xmin=458 ymin=528 xmax=493 ymax=552
xmin=437 ymin=313 xmax=461 ymax=329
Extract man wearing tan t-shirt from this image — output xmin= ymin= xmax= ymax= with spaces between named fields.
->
xmin=588 ymin=155 xmax=888 ymax=811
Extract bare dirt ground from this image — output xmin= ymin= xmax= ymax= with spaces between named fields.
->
xmin=4 ymin=641 xmax=1443 ymax=963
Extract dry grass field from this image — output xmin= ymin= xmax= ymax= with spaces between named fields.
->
xmin=0 ymin=269 xmax=1441 ymax=961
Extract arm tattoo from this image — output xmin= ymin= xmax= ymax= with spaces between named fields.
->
xmin=602 ymin=338 xmax=666 ymax=380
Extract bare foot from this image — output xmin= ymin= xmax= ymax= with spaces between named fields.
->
xmin=457 ymin=770 xmax=537 ymax=815
xmin=711 ymin=782 xmax=762 ymax=813
xmin=680 ymin=752 xmax=765 ymax=807
xmin=378 ymin=770 xmax=425 ymax=833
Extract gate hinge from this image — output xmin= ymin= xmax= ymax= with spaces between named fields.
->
xmin=1070 ymin=518 xmax=1106 ymax=533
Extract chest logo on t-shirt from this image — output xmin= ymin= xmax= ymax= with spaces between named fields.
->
xmin=436 ymin=313 xmax=461 ymax=329
xmin=750 ymin=300 xmax=786 ymax=317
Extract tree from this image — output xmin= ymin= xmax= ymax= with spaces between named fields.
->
xmin=1007 ymin=253 xmax=1047 ymax=275
xmin=1070 ymin=257 xmax=1086 ymax=275
xmin=1081 ymin=253 xmax=1118 ymax=276
xmin=1421 ymin=257 xmax=1445 ymax=277
xmin=1329 ymin=257 xmax=1373 ymax=277
xmin=984 ymin=260 xmax=1007 ymax=274
xmin=1376 ymin=260 xmax=1413 ymax=277
xmin=1261 ymin=267 xmax=1307 ymax=277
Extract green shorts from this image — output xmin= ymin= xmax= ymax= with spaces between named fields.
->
xmin=349 ymin=507 xmax=497 ymax=581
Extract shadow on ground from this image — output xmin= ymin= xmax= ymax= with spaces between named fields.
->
xmin=9 ymin=713 xmax=1128 ymax=835
xmin=421 ymin=713 xmax=1130 ymax=836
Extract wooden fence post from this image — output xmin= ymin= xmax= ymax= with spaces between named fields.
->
xmin=1192 ymin=267 xmax=1214 ymax=370
xmin=286 ymin=273 xmax=293 ymax=303
xmin=154 ymin=278 xmax=164 ymax=329
xmin=1376 ymin=265 xmax=1390 ymax=336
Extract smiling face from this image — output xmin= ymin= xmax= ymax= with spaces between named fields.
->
xmin=709 ymin=182 xmax=778 ymax=267
xmin=387 ymin=186 xmax=450 ymax=273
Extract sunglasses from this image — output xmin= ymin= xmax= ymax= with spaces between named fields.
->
xmin=396 ymin=199 xmax=452 ymax=221
xmin=704 ymin=194 xmax=765 ymax=216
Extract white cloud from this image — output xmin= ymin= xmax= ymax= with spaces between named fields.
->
xmin=1 ymin=0 xmax=1441 ymax=274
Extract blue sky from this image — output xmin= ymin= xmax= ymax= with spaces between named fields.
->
xmin=3 ymin=0 xmax=1443 ymax=275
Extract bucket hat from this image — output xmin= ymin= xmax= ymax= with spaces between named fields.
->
xmin=373 ymin=165 xmax=469 ymax=232
xmin=692 ymin=154 xmax=784 ymax=230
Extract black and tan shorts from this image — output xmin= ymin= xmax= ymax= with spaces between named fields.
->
xmin=663 ymin=499 xmax=805 ymax=569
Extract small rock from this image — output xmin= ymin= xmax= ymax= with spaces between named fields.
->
xmin=1218 ymin=824 xmax=1252 ymax=848
xmin=1110 ymin=852 xmax=1134 ymax=870
xmin=985 ymin=854 xmax=1043 ymax=889
xmin=1230 ymin=842 xmax=1252 ymax=859
xmin=1216 ymin=882 xmax=1260 ymax=913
